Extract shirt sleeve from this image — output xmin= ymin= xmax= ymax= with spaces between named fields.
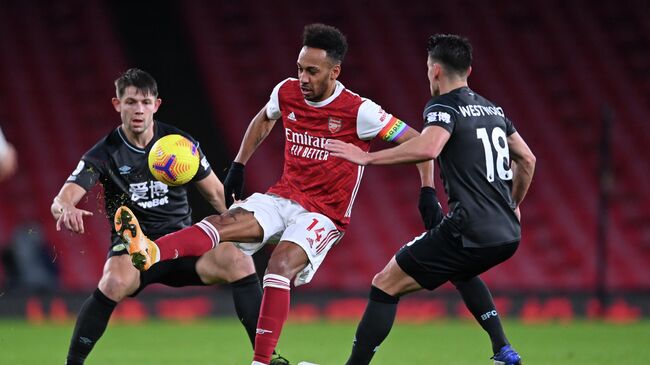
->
xmin=266 ymin=78 xmax=292 ymax=120
xmin=422 ymin=102 xmax=458 ymax=134
xmin=505 ymin=117 xmax=517 ymax=136
xmin=192 ymin=143 xmax=212 ymax=182
xmin=356 ymin=99 xmax=408 ymax=141
xmin=175 ymin=131 xmax=212 ymax=182
xmin=66 ymin=157 xmax=101 ymax=191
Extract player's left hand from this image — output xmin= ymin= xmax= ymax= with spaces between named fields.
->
xmin=223 ymin=162 xmax=245 ymax=207
xmin=325 ymin=140 xmax=369 ymax=165
xmin=418 ymin=187 xmax=444 ymax=229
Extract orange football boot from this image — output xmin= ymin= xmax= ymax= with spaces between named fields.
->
xmin=113 ymin=206 xmax=159 ymax=271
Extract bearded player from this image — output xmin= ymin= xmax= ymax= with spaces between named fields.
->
xmin=114 ymin=24 xmax=440 ymax=365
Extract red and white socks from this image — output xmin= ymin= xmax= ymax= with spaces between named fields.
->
xmin=154 ymin=219 xmax=220 ymax=261
xmin=252 ymin=274 xmax=291 ymax=365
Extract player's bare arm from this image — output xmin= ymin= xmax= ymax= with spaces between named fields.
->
xmin=507 ymin=131 xmax=536 ymax=208
xmin=393 ymin=127 xmax=434 ymax=188
xmin=51 ymin=182 xmax=93 ymax=234
xmin=224 ymin=105 xmax=278 ymax=204
xmin=327 ymin=125 xmax=451 ymax=166
xmin=233 ymin=105 xmax=278 ymax=165
xmin=194 ymin=171 xmax=227 ymax=213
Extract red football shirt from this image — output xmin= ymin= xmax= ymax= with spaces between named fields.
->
xmin=265 ymin=78 xmax=408 ymax=231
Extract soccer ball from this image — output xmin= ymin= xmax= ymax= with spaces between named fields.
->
xmin=148 ymin=134 xmax=200 ymax=186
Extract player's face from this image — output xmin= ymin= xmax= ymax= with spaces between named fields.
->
xmin=112 ymin=86 xmax=161 ymax=135
xmin=297 ymin=46 xmax=341 ymax=102
xmin=427 ymin=57 xmax=441 ymax=97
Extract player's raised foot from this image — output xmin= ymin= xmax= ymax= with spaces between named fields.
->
xmin=270 ymin=352 xmax=290 ymax=365
xmin=491 ymin=345 xmax=522 ymax=365
xmin=113 ymin=206 xmax=160 ymax=271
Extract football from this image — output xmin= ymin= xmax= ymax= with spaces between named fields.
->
xmin=148 ymin=134 xmax=200 ymax=186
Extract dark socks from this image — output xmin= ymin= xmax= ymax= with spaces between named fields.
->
xmin=138 ymin=256 xmax=205 ymax=291
xmin=346 ymin=286 xmax=399 ymax=365
xmin=66 ymin=289 xmax=117 ymax=365
xmin=454 ymin=276 xmax=508 ymax=353
xmin=230 ymin=273 xmax=263 ymax=349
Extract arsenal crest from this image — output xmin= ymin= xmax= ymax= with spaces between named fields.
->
xmin=328 ymin=117 xmax=342 ymax=133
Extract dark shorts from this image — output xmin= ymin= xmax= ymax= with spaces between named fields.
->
xmin=107 ymin=236 xmax=129 ymax=258
xmin=395 ymin=219 xmax=519 ymax=290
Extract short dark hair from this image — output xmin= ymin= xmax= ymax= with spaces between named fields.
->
xmin=303 ymin=23 xmax=348 ymax=64
xmin=427 ymin=34 xmax=472 ymax=75
xmin=114 ymin=68 xmax=158 ymax=98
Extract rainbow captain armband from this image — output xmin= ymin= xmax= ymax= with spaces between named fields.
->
xmin=378 ymin=117 xmax=408 ymax=142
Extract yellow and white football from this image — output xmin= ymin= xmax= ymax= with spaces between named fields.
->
xmin=148 ymin=134 xmax=200 ymax=186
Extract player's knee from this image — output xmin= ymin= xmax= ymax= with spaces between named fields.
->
xmin=266 ymin=255 xmax=298 ymax=279
xmin=227 ymin=255 xmax=256 ymax=282
xmin=203 ymin=214 xmax=225 ymax=229
xmin=197 ymin=244 xmax=255 ymax=284
xmin=370 ymin=262 xmax=414 ymax=296
xmin=266 ymin=243 xmax=308 ymax=278
xmin=218 ymin=244 xmax=254 ymax=281
xmin=98 ymin=273 xmax=136 ymax=301
xmin=371 ymin=271 xmax=390 ymax=289
xmin=195 ymin=255 xmax=224 ymax=284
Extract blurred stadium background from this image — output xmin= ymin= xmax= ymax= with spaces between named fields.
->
xmin=0 ymin=0 xmax=649 ymax=352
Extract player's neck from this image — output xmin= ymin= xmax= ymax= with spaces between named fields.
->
xmin=314 ymin=81 xmax=337 ymax=102
xmin=121 ymin=125 xmax=154 ymax=148
xmin=439 ymin=80 xmax=468 ymax=95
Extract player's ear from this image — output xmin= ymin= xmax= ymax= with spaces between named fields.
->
xmin=465 ymin=66 xmax=472 ymax=78
xmin=111 ymin=97 xmax=121 ymax=112
xmin=434 ymin=63 xmax=441 ymax=79
xmin=154 ymin=98 xmax=162 ymax=112
xmin=330 ymin=64 xmax=341 ymax=80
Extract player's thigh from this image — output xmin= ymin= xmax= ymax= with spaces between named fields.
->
xmin=208 ymin=193 xmax=288 ymax=243
xmin=98 ymin=254 xmax=141 ymax=301
xmin=273 ymin=212 xmax=342 ymax=285
xmin=394 ymin=226 xmax=463 ymax=291
xmin=196 ymin=242 xmax=256 ymax=284
xmin=204 ymin=208 xmax=263 ymax=243
xmin=372 ymin=256 xmax=423 ymax=297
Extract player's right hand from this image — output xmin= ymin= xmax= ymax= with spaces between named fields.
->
xmin=223 ymin=161 xmax=245 ymax=207
xmin=56 ymin=206 xmax=93 ymax=234
xmin=418 ymin=187 xmax=444 ymax=229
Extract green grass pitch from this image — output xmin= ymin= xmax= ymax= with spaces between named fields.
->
xmin=1 ymin=319 xmax=649 ymax=364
